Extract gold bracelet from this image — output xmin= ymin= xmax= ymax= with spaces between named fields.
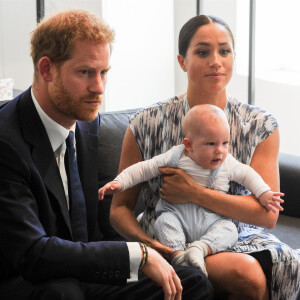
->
xmin=139 ymin=242 xmax=148 ymax=269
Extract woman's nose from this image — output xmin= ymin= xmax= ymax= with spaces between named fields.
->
xmin=209 ymin=52 xmax=221 ymax=69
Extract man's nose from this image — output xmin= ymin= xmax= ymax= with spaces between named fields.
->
xmin=90 ymin=74 xmax=104 ymax=94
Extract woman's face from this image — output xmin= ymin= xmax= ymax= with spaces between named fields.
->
xmin=178 ymin=22 xmax=234 ymax=95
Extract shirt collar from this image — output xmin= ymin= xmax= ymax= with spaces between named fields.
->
xmin=31 ymin=88 xmax=75 ymax=152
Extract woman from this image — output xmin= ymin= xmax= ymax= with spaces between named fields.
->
xmin=110 ymin=15 xmax=300 ymax=299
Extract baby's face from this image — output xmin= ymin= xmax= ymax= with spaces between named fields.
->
xmin=189 ymin=122 xmax=229 ymax=169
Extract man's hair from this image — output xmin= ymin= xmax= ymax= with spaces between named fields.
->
xmin=30 ymin=9 xmax=115 ymax=81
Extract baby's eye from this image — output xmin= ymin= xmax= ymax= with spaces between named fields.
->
xmin=207 ymin=142 xmax=215 ymax=146
xmin=223 ymin=141 xmax=229 ymax=145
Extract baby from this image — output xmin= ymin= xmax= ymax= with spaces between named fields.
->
xmin=99 ymin=104 xmax=284 ymax=276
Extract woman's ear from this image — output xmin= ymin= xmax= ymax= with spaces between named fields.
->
xmin=38 ymin=56 xmax=53 ymax=82
xmin=183 ymin=137 xmax=193 ymax=152
xmin=177 ymin=54 xmax=187 ymax=72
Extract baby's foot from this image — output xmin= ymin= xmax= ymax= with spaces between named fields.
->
xmin=184 ymin=241 xmax=208 ymax=276
xmin=171 ymin=251 xmax=189 ymax=267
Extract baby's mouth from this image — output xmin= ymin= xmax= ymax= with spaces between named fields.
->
xmin=212 ymin=158 xmax=221 ymax=163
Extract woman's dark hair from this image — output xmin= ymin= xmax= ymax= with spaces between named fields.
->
xmin=178 ymin=15 xmax=235 ymax=58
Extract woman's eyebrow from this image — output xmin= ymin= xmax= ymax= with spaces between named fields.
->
xmin=194 ymin=42 xmax=230 ymax=47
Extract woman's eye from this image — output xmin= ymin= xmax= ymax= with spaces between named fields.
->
xmin=220 ymin=49 xmax=231 ymax=56
xmin=197 ymin=50 xmax=208 ymax=57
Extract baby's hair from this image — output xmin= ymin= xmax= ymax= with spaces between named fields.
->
xmin=183 ymin=104 xmax=229 ymax=139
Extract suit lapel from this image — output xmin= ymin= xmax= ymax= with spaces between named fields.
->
xmin=18 ymin=91 xmax=72 ymax=235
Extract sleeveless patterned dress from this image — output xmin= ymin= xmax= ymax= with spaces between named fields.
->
xmin=129 ymin=96 xmax=300 ymax=300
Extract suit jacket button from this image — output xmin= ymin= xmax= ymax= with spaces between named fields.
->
xmin=102 ymin=272 xmax=108 ymax=279
xmin=115 ymin=270 xmax=121 ymax=278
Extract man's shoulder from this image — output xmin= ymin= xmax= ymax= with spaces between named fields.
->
xmin=0 ymin=88 xmax=33 ymax=144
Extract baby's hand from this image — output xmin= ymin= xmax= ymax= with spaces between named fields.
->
xmin=258 ymin=191 xmax=285 ymax=213
xmin=98 ymin=181 xmax=122 ymax=200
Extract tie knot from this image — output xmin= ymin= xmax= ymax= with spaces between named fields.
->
xmin=66 ymin=131 xmax=75 ymax=148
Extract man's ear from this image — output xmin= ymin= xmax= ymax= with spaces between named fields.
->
xmin=177 ymin=54 xmax=187 ymax=72
xmin=38 ymin=56 xmax=54 ymax=82
xmin=183 ymin=137 xmax=193 ymax=152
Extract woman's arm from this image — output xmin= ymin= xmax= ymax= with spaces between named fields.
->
xmin=159 ymin=128 xmax=280 ymax=229
xmin=110 ymin=127 xmax=173 ymax=254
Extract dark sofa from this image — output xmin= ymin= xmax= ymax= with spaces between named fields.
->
xmin=1 ymin=99 xmax=299 ymax=249
xmin=98 ymin=108 xmax=300 ymax=250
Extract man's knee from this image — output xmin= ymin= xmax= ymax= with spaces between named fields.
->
xmin=33 ymin=278 xmax=85 ymax=300
xmin=175 ymin=266 xmax=214 ymax=299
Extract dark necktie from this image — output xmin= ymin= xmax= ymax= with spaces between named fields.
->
xmin=65 ymin=131 xmax=88 ymax=242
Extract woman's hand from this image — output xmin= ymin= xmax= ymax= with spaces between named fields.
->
xmin=159 ymin=167 xmax=203 ymax=204
xmin=147 ymin=239 xmax=174 ymax=260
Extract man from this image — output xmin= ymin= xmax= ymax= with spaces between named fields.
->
xmin=0 ymin=10 xmax=213 ymax=300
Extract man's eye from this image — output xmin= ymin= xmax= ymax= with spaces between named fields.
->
xmin=81 ymin=70 xmax=89 ymax=75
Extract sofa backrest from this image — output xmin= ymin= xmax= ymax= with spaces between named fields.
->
xmin=97 ymin=108 xmax=300 ymax=222
xmin=97 ymin=108 xmax=145 ymax=240
xmin=278 ymin=153 xmax=300 ymax=218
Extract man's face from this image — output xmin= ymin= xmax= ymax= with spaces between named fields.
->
xmin=48 ymin=40 xmax=111 ymax=128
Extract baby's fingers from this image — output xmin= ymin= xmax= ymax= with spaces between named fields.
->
xmin=272 ymin=195 xmax=284 ymax=204
xmin=98 ymin=188 xmax=105 ymax=200
xmin=270 ymin=201 xmax=284 ymax=212
xmin=273 ymin=192 xmax=284 ymax=197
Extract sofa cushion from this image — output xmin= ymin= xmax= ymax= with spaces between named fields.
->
xmin=278 ymin=153 xmax=300 ymax=218
xmin=98 ymin=109 xmax=136 ymax=188
xmin=97 ymin=109 xmax=144 ymax=240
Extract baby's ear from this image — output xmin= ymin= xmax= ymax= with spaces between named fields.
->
xmin=183 ymin=137 xmax=193 ymax=152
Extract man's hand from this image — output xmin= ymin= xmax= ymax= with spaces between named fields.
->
xmin=141 ymin=247 xmax=182 ymax=300
xmin=258 ymin=191 xmax=285 ymax=213
xmin=98 ymin=181 xmax=122 ymax=200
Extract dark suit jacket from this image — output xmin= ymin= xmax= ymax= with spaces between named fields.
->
xmin=0 ymin=88 xmax=130 ymax=285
